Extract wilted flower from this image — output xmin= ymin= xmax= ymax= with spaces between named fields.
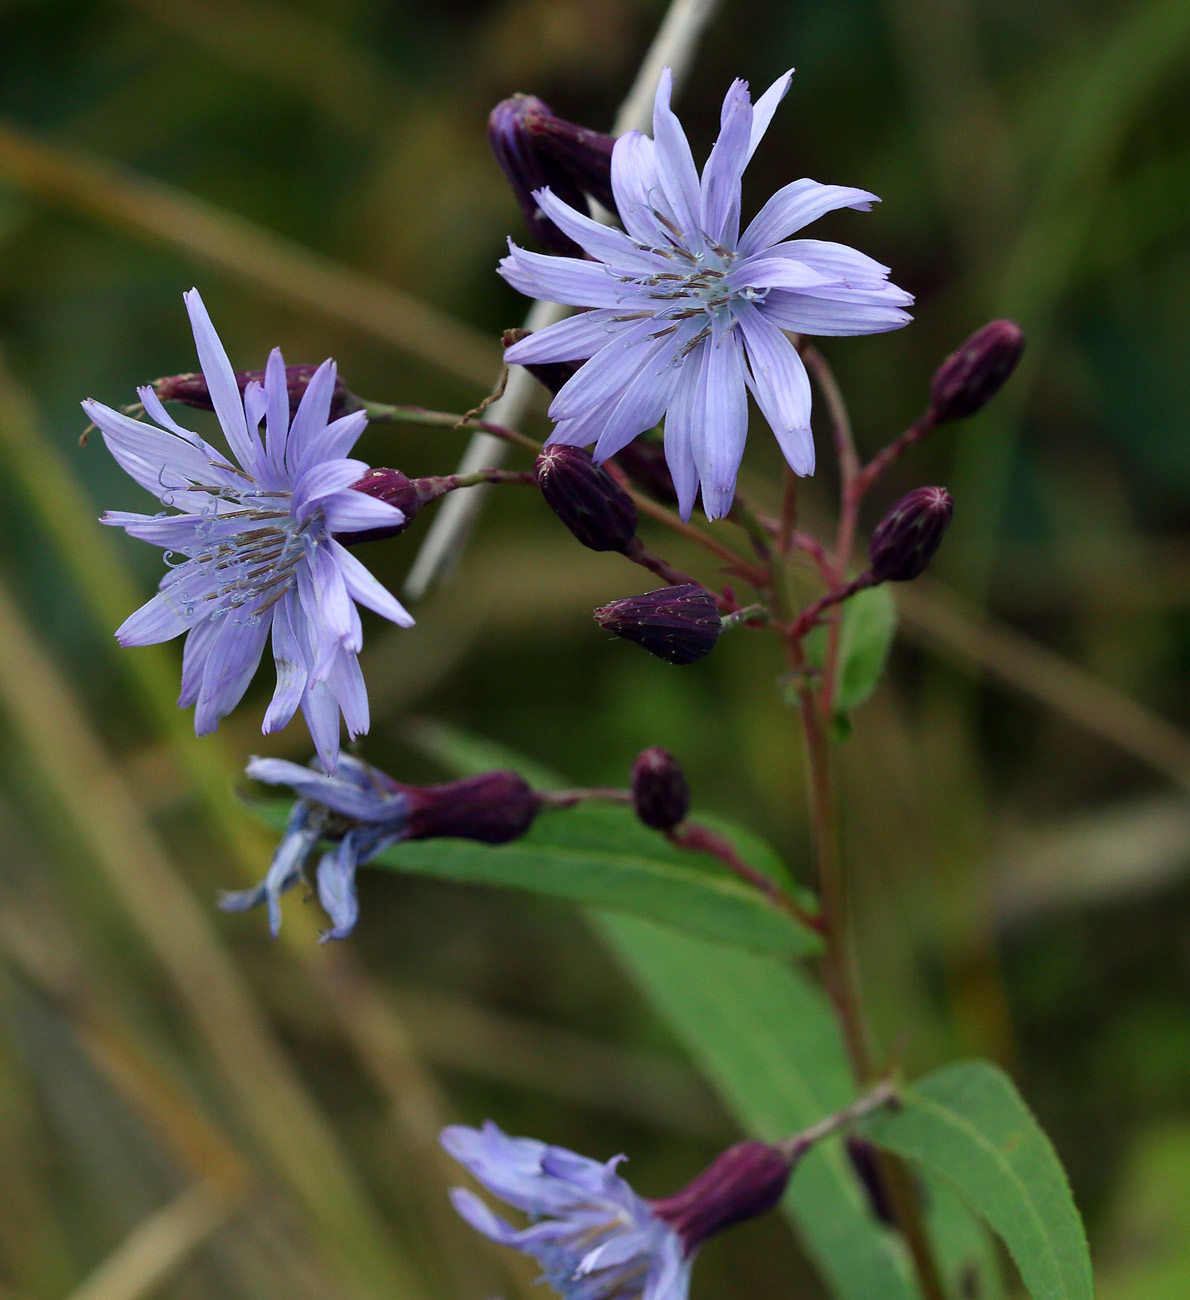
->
xmin=501 ymin=69 xmax=912 ymax=520
xmin=222 ymin=756 xmax=542 ymax=940
xmin=85 ymin=289 xmax=414 ymax=772
xmin=443 ymin=1121 xmax=793 ymax=1300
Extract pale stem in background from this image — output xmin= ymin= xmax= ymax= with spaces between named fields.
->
xmin=403 ymin=0 xmax=725 ymax=598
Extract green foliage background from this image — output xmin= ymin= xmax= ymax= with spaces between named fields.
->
xmin=0 ymin=0 xmax=1189 ymax=1297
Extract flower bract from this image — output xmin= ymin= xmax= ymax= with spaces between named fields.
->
xmin=85 ymin=289 xmax=414 ymax=772
xmin=501 ymin=69 xmax=913 ymax=520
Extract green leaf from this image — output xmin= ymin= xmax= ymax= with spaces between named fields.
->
xmin=835 ymin=584 xmax=898 ymax=716
xmin=594 ymin=914 xmax=920 ymax=1300
xmin=862 ymin=1060 xmax=1093 ymax=1300
xmin=251 ymin=798 xmax=820 ymax=957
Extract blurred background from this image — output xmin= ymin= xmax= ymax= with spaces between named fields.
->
xmin=1 ymin=0 xmax=1189 ymax=1297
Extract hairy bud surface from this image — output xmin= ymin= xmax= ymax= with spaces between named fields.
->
xmin=536 ymin=444 xmax=637 ymax=551
xmin=868 ymin=487 xmax=954 ymax=582
xmin=595 ymin=584 xmax=722 ymax=664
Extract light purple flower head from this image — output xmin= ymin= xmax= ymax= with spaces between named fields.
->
xmin=220 ymin=755 xmax=409 ymax=941
xmin=443 ymin=1122 xmax=690 ymax=1300
xmin=443 ymin=1122 xmax=795 ymax=1300
xmin=84 ymin=289 xmax=414 ymax=772
xmin=501 ymin=70 xmax=913 ymax=520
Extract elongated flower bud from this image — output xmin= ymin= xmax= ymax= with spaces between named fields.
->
xmin=632 ymin=747 xmax=690 ymax=831
xmin=503 ymin=329 xmax=583 ymax=398
xmin=489 ymin=95 xmax=616 ymax=255
xmin=536 ymin=445 xmax=637 ymax=552
xmin=868 ymin=487 xmax=954 ymax=582
xmin=341 ymin=467 xmax=423 ymax=545
xmin=649 ymin=1141 xmax=794 ymax=1253
xmin=595 ymin=585 xmax=722 ymax=664
xmin=928 ymin=320 xmax=1025 ymax=423
xmin=153 ymin=364 xmax=359 ymax=419
xmin=405 ymin=772 xmax=542 ymax=844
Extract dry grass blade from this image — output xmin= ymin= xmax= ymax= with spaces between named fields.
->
xmin=63 ymin=1182 xmax=236 ymax=1300
xmin=0 ymin=573 xmax=421 ymax=1300
xmin=0 ymin=119 xmax=497 ymax=387
xmin=897 ymin=579 xmax=1190 ymax=790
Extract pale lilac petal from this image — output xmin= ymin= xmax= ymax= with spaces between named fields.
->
xmin=769 ymin=238 xmax=891 ymax=281
xmin=301 ymin=679 xmax=342 ymax=774
xmin=326 ymin=649 xmax=369 ymax=739
xmin=316 ymin=839 xmax=360 ymax=941
xmin=263 ymin=347 xmax=290 ymax=477
xmin=328 ymin=539 xmax=415 ymax=627
xmin=549 ymin=317 xmax=677 ymax=421
xmin=739 ymin=181 xmax=878 ymax=257
xmin=136 ymin=386 xmax=203 ymax=443
xmin=320 ymin=490 xmax=404 ymax=535
xmin=745 ymin=70 xmax=794 ymax=165
xmin=793 ymin=279 xmax=915 ymax=308
xmin=262 ymin=592 xmax=307 ymax=733
xmin=298 ymin=409 xmax=369 ymax=471
xmin=699 ymin=79 xmax=752 ymax=245
xmin=695 ymin=331 xmax=748 ymax=520
xmin=246 ymin=755 xmax=401 ymax=821
xmin=610 ymin=131 xmax=665 ymax=247
xmin=219 ymin=802 xmax=316 ymax=935
xmin=84 ymin=399 xmax=239 ymax=500
xmin=102 ymin=511 xmax=204 ymax=548
xmin=662 ymin=345 xmax=704 ymax=522
xmin=182 ymin=288 xmax=258 ymax=473
xmin=304 ymin=542 xmax=357 ymax=657
xmin=179 ymin=614 xmax=226 ymax=707
xmin=727 ymin=255 xmax=835 ymax=293
xmin=503 ymin=310 xmax=624 ymax=364
xmin=285 ymin=358 xmax=336 ymax=479
xmin=292 ymin=458 xmax=370 ymax=521
xmin=499 ymin=244 xmax=626 ymax=309
xmin=243 ymin=379 xmax=268 ymax=434
xmin=532 ymin=188 xmax=653 ymax=267
xmin=115 ymin=589 xmax=192 ymax=646
xmin=449 ymin=1189 xmax=521 ymax=1246
xmin=651 ymin=68 xmax=703 ymax=247
xmin=735 ymin=300 xmax=814 ymax=476
xmin=643 ymin=1234 xmax=693 ymax=1300
xmin=592 ymin=334 xmax=686 ymax=461
xmin=759 ymin=292 xmax=911 ymax=336
xmin=193 ymin=611 xmax=270 ymax=735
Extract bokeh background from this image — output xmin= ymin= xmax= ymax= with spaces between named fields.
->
xmin=1 ymin=0 xmax=1189 ymax=1297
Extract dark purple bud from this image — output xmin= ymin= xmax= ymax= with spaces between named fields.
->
xmin=404 ymin=772 xmax=542 ymax=844
xmin=153 ymin=365 xmax=359 ymax=420
xmin=338 ymin=467 xmax=423 ymax=546
xmin=489 ymin=94 xmax=616 ymax=255
xmin=867 ymin=487 xmax=954 ymax=583
xmin=594 ymin=585 xmax=722 ymax=665
xmin=612 ymin=439 xmax=679 ymax=507
xmin=503 ymin=329 xmax=584 ymax=398
xmin=650 ymin=1141 xmax=793 ymax=1254
xmin=536 ymin=445 xmax=637 ymax=552
xmin=928 ymin=320 xmax=1025 ymax=424
xmin=631 ymin=746 xmax=690 ymax=831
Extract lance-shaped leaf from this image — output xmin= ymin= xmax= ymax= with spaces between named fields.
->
xmin=862 ymin=1059 xmax=1092 ymax=1300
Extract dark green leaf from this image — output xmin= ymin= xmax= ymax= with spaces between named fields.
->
xmin=835 ymin=584 xmax=898 ymax=716
xmin=863 ymin=1060 xmax=1092 ymax=1300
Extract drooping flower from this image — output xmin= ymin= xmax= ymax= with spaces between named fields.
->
xmin=500 ymin=70 xmax=913 ymax=520
xmin=222 ymin=756 xmax=542 ymax=940
xmin=84 ymin=289 xmax=414 ymax=773
xmin=442 ymin=1121 xmax=793 ymax=1300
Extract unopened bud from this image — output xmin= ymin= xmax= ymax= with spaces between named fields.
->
xmin=594 ymin=585 xmax=722 ymax=665
xmin=612 ymin=439 xmax=679 ymax=507
xmin=867 ymin=487 xmax=954 ymax=582
xmin=650 ymin=1141 xmax=793 ymax=1253
xmin=405 ymin=772 xmax=542 ymax=844
xmin=489 ymin=95 xmax=616 ymax=255
xmin=503 ymin=329 xmax=583 ymax=398
xmin=536 ymin=445 xmax=637 ymax=552
xmin=631 ymin=747 xmax=690 ymax=831
xmin=154 ymin=365 xmax=359 ymax=420
xmin=341 ymin=468 xmax=422 ymax=545
xmin=928 ymin=320 xmax=1025 ymax=423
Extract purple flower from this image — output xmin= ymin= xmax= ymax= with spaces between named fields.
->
xmin=501 ymin=70 xmax=913 ymax=520
xmin=443 ymin=1122 xmax=690 ymax=1300
xmin=443 ymin=1122 xmax=794 ymax=1300
xmin=220 ymin=755 xmax=409 ymax=941
xmin=85 ymin=289 xmax=414 ymax=772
